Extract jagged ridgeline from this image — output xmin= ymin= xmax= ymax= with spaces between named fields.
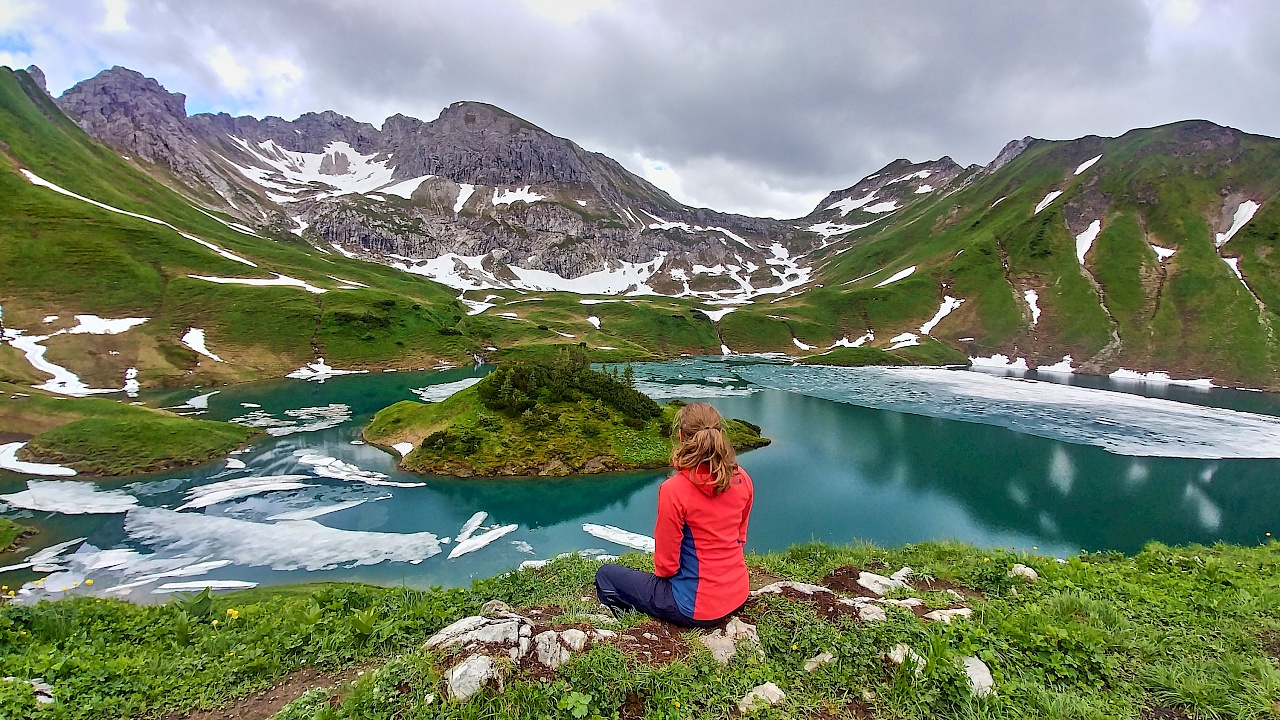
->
xmin=364 ymin=348 xmax=768 ymax=477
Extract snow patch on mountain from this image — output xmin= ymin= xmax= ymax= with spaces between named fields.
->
xmin=1024 ymin=290 xmax=1041 ymax=326
xmin=1075 ymin=220 xmax=1101 ymax=264
xmin=493 ymin=186 xmax=546 ymax=206
xmin=875 ymin=266 xmax=916 ymax=288
xmin=920 ymin=296 xmax=964 ymax=335
xmin=1215 ymin=201 xmax=1260 ymax=247
xmin=1034 ymin=191 xmax=1063 ymax=214
xmin=1074 ymin=155 xmax=1103 ymax=175
xmin=181 ymin=328 xmax=224 ymax=362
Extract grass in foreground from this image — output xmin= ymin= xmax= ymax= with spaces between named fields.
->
xmin=2 ymin=540 xmax=1280 ymax=718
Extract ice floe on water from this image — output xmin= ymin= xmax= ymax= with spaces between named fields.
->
xmin=448 ymin=523 xmax=518 ymax=559
xmin=231 ymin=404 xmax=352 ymax=437
xmin=583 ymin=524 xmax=655 ymax=553
xmin=287 ymin=359 xmax=367 ymax=381
xmin=125 ymin=506 xmax=444 ymax=571
xmin=153 ymin=580 xmax=258 ymax=594
xmin=295 ymin=452 xmax=426 ymax=487
xmin=0 ymin=443 xmax=77 ymax=476
xmin=1 ymin=480 xmax=137 ymax=513
xmin=411 ymin=377 xmax=483 ymax=402
xmin=175 ymin=476 xmax=315 ymax=511
xmin=0 ymin=536 xmax=86 ymax=574
xmin=633 ymin=380 xmax=759 ymax=400
xmin=173 ymin=391 xmax=219 ymax=410
xmin=455 ymin=512 xmax=488 ymax=545
xmin=735 ymin=364 xmax=1280 ymax=458
xmin=267 ymin=499 xmax=371 ymax=522
xmin=181 ymin=328 xmax=224 ymax=362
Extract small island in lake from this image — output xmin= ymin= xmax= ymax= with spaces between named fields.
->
xmin=364 ymin=349 xmax=770 ymax=477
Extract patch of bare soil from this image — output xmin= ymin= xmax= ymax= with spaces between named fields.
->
xmin=812 ymin=698 xmax=876 ymax=719
xmin=913 ymin=576 xmax=984 ymax=600
xmin=611 ymin=620 xmax=689 ymax=666
xmin=820 ymin=566 xmax=882 ymax=599
xmin=0 ymin=430 xmax=32 ymax=444
xmin=748 ymin=565 xmax=784 ymax=590
xmin=743 ymin=587 xmax=862 ymax=623
xmin=1259 ymin=629 xmax=1280 ymax=663
xmin=163 ymin=665 xmax=366 ymax=720
xmin=619 ymin=692 xmax=646 ymax=720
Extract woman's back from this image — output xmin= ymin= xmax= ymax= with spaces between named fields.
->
xmin=655 ymin=464 xmax=754 ymax=620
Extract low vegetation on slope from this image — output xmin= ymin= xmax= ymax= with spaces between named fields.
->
xmin=366 ymin=348 xmax=768 ymax=476
xmin=0 ymin=518 xmax=32 ymax=552
xmin=1 ymin=382 xmax=256 ymax=475
xmin=2 ymin=541 xmax=1280 ymax=718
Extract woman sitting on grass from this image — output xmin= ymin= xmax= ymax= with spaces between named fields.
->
xmin=595 ymin=402 xmax=754 ymax=627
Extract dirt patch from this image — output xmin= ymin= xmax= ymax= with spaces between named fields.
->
xmin=820 ymin=566 xmax=882 ymax=599
xmin=743 ymin=586 xmax=862 ymax=623
xmin=812 ymin=698 xmax=876 ymax=719
xmin=1259 ymin=630 xmax=1280 ymax=662
xmin=0 ymin=430 xmax=32 ymax=444
xmin=163 ymin=665 xmax=366 ymax=720
xmin=1141 ymin=707 xmax=1192 ymax=720
xmin=611 ymin=620 xmax=689 ymax=666
xmin=619 ymin=692 xmax=646 ymax=720
xmin=748 ymin=565 xmax=785 ymax=590
xmin=522 ymin=605 xmax=565 ymax=622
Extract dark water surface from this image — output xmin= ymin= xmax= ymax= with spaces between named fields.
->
xmin=2 ymin=359 xmax=1279 ymax=600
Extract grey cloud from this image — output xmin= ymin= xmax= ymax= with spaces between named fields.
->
xmin=16 ymin=0 xmax=1280 ymax=217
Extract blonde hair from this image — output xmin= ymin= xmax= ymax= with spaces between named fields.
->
xmin=670 ymin=402 xmax=738 ymax=494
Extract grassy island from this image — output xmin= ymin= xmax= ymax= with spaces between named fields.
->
xmin=365 ymin=349 xmax=769 ymax=477
xmin=0 ymin=518 xmax=32 ymax=553
xmin=1 ymin=382 xmax=258 ymax=476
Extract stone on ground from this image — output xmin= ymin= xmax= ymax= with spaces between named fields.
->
xmin=445 ymin=654 xmax=497 ymax=701
xmin=804 ymin=651 xmax=836 ymax=672
xmin=737 ymin=682 xmax=785 ymax=713
xmin=480 ymin=599 xmax=512 ymax=614
xmin=857 ymin=603 xmax=888 ymax=622
xmin=751 ymin=580 xmax=831 ymax=596
xmin=886 ymin=644 xmax=925 ymax=676
xmin=857 ymin=571 xmax=909 ymax=596
xmin=699 ymin=616 xmax=762 ymax=664
xmin=426 ymin=613 xmax=530 ymax=649
xmin=1008 ymin=563 xmax=1038 ymax=582
xmin=957 ymin=656 xmax=996 ymax=697
xmin=534 ymin=630 xmax=572 ymax=669
xmin=922 ymin=608 xmax=973 ymax=624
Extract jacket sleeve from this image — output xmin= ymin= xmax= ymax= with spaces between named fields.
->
xmin=653 ymin=480 xmax=684 ymax=578
xmin=738 ymin=471 xmax=753 ymax=545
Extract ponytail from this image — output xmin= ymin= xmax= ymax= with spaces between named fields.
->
xmin=670 ymin=402 xmax=738 ymax=494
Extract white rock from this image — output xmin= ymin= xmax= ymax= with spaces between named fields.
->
xmin=923 ymin=608 xmax=973 ymax=624
xmin=886 ymin=644 xmax=925 ymax=676
xmin=804 ymin=651 xmax=835 ymax=672
xmin=737 ymin=682 xmax=785 ymax=713
xmin=426 ymin=614 xmax=528 ymax=649
xmin=958 ymin=656 xmax=996 ymax=697
xmin=560 ymin=628 xmax=589 ymax=652
xmin=1008 ymin=563 xmax=1039 ymax=582
xmin=480 ymin=599 xmax=511 ymax=615
xmin=698 ymin=616 xmax=762 ymax=664
xmin=751 ymin=580 xmax=831 ymax=596
xmin=534 ymin=630 xmax=572 ymax=669
xmin=878 ymin=597 xmax=925 ymax=609
xmin=857 ymin=571 xmax=908 ymax=596
xmin=858 ymin=604 xmax=888 ymax=622
xmin=592 ymin=628 xmax=616 ymax=640
xmin=445 ymin=654 xmax=496 ymax=701
xmin=890 ymin=566 xmax=914 ymax=583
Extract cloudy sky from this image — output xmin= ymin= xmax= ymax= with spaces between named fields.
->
xmin=2 ymin=0 xmax=1277 ymax=218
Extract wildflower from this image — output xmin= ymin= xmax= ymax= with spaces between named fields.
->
xmin=1 ymin=585 xmax=6 ymax=590
xmin=84 ymin=579 xmax=93 ymax=586
xmin=212 ymin=620 xmax=220 ymax=627
xmin=791 ymin=644 xmax=798 ymax=650
xmin=6 ymin=591 xmax=13 ymax=597
xmin=673 ymin=701 xmax=681 ymax=708
xmin=983 ymin=557 xmax=990 ymax=563
xmin=226 ymin=608 xmax=240 ymax=619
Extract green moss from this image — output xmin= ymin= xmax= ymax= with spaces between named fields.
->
xmin=798 ymin=346 xmax=910 ymax=367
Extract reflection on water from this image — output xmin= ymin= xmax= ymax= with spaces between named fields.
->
xmin=2 ymin=360 xmax=1279 ymax=599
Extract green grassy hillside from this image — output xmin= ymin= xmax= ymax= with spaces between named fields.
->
xmin=4 ymin=540 xmax=1280 ymax=718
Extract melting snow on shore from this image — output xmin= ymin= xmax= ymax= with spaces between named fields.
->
xmin=181 ymin=328 xmax=224 ymax=362
xmin=919 ymin=296 xmax=964 ymax=335
xmin=735 ymin=364 xmax=1280 ymax=458
xmin=411 ymin=377 xmax=484 ymax=402
xmin=3 ymin=315 xmax=150 ymax=396
xmin=1024 ymin=290 xmax=1041 ymax=326
xmin=0 ymin=444 xmax=78 ymax=477
xmin=583 ymin=523 xmax=655 ymax=553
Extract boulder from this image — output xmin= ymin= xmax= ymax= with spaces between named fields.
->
xmin=737 ymin=682 xmax=785 ymax=714
xmin=922 ymin=608 xmax=972 ymax=624
xmin=886 ymin=644 xmax=925 ymax=676
xmin=560 ymin=628 xmax=589 ymax=652
xmin=1008 ymin=563 xmax=1038 ymax=582
xmin=480 ymin=599 xmax=512 ymax=615
xmin=426 ymin=614 xmax=529 ymax=649
xmin=445 ymin=654 xmax=497 ymax=701
xmin=804 ymin=651 xmax=835 ymax=672
xmin=878 ymin=597 xmax=924 ymax=609
xmin=857 ymin=604 xmax=888 ymax=622
xmin=957 ymin=656 xmax=995 ymax=697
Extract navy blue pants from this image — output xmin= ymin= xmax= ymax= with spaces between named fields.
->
xmin=594 ymin=564 xmax=728 ymax=628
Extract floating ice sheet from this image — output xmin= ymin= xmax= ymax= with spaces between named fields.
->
xmin=1 ymin=480 xmax=136 ymax=513
xmin=153 ymin=580 xmax=258 ymax=593
xmin=176 ymin=476 xmax=314 ymax=511
xmin=448 ymin=523 xmax=518 ymax=559
xmin=231 ymin=404 xmax=352 ymax=437
xmin=455 ymin=511 xmax=488 ymax=545
xmin=411 ymin=377 xmax=483 ymax=403
xmin=736 ymin=365 xmax=1280 ymax=458
xmin=126 ymin=506 xmax=444 ymax=571
xmin=267 ymin=499 xmax=369 ymax=521
xmin=583 ymin=524 xmax=655 ymax=553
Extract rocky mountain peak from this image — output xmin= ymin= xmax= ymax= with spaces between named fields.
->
xmin=24 ymin=65 xmax=48 ymax=95
xmin=57 ymin=66 xmax=192 ymax=166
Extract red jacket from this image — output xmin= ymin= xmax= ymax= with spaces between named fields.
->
xmin=654 ymin=464 xmax=754 ymax=620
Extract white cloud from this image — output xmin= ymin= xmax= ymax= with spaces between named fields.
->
xmin=518 ymin=0 xmax=618 ymax=24
xmin=101 ymin=0 xmax=129 ymax=32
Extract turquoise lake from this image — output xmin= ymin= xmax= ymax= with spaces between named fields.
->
xmin=2 ymin=358 xmax=1280 ymax=601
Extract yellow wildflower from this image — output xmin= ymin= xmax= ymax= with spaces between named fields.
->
xmin=673 ymin=701 xmax=680 ymax=708
xmin=226 ymin=608 xmax=240 ymax=619
xmin=212 ymin=620 xmax=220 ymax=627
xmin=84 ymin=579 xmax=93 ymax=586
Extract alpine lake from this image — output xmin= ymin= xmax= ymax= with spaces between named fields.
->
xmin=3 ymin=357 xmax=1280 ymax=601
